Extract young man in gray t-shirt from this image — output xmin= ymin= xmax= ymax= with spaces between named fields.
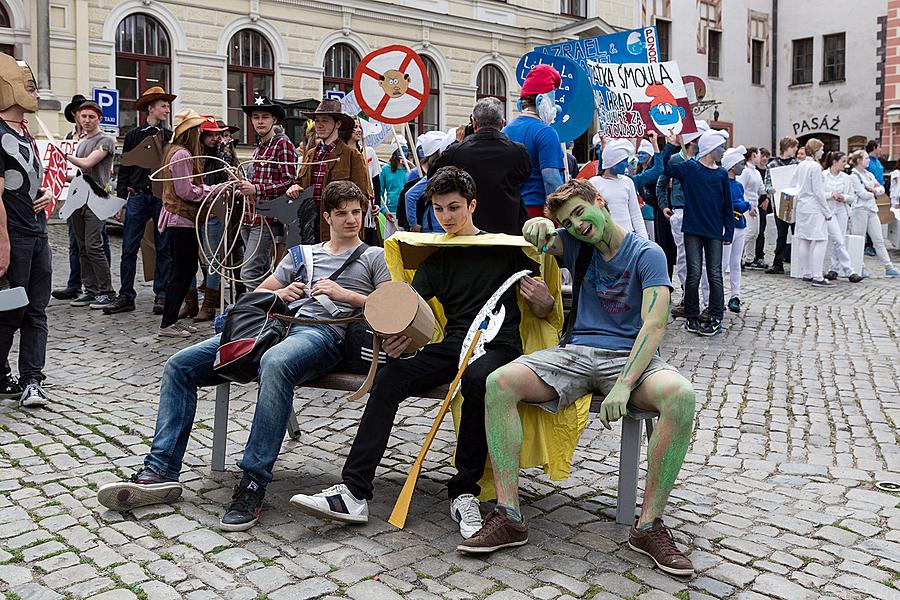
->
xmin=96 ymin=181 xmax=391 ymax=532
xmin=64 ymin=101 xmax=118 ymax=308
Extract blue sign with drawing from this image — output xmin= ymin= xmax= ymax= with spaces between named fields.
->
xmin=515 ymin=52 xmax=594 ymax=143
xmin=536 ymin=26 xmax=660 ymax=73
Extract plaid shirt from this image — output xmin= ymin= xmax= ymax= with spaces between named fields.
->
xmin=242 ymin=134 xmax=298 ymax=225
xmin=311 ymin=139 xmax=339 ymax=208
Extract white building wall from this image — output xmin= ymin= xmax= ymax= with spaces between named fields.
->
xmin=775 ymin=0 xmax=886 ymax=152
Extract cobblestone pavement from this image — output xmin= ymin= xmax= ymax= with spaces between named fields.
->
xmin=1 ymin=223 xmax=899 ymax=600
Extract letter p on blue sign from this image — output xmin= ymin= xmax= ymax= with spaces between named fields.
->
xmin=93 ymin=88 xmax=119 ymax=127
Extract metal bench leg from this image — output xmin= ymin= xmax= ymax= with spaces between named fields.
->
xmin=212 ymin=383 xmax=230 ymax=472
xmin=287 ymin=411 xmax=301 ymax=439
xmin=645 ymin=416 xmax=655 ymax=444
xmin=617 ymin=415 xmax=642 ymax=525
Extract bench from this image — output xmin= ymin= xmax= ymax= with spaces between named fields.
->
xmin=211 ymin=376 xmax=657 ymax=525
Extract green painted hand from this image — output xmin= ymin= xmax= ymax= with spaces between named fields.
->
xmin=598 ymin=381 xmax=631 ymax=430
xmin=522 ymin=217 xmax=557 ymax=253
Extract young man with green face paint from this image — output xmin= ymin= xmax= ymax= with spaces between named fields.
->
xmin=458 ymin=179 xmax=697 ymax=577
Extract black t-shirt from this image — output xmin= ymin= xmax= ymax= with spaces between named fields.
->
xmin=0 ymin=120 xmax=46 ymax=238
xmin=411 ymin=242 xmax=534 ymax=349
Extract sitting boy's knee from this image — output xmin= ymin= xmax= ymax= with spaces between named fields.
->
xmin=668 ymin=379 xmax=696 ymax=424
xmin=486 ymin=367 xmax=517 ymax=400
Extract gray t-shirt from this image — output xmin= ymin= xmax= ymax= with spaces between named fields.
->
xmin=272 ymin=243 xmax=391 ymax=336
xmin=76 ymin=131 xmax=116 ymax=189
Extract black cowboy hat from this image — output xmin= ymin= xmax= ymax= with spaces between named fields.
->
xmin=216 ymin=119 xmax=240 ymax=134
xmin=64 ymin=94 xmax=89 ymax=123
xmin=241 ymin=95 xmax=286 ymax=122
xmin=302 ymin=98 xmax=355 ymax=130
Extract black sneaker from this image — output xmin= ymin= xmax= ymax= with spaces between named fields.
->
xmin=51 ymin=287 xmax=80 ymax=300
xmin=697 ymin=318 xmax=722 ymax=336
xmin=103 ymin=295 xmax=135 ymax=315
xmin=765 ymin=265 xmax=785 ymax=275
xmin=824 ymin=271 xmax=838 ymax=281
xmin=97 ymin=468 xmax=183 ymax=512
xmin=70 ymin=293 xmax=96 ymax=307
xmin=811 ymin=279 xmax=835 ymax=288
xmin=848 ymin=273 xmax=863 ymax=283
xmin=684 ymin=319 xmax=702 ymax=334
xmin=90 ymin=295 xmax=116 ymax=310
xmin=19 ymin=380 xmax=49 ymax=408
xmin=153 ymin=295 xmax=165 ymax=315
xmin=727 ymin=297 xmax=741 ymax=313
xmin=0 ymin=375 xmax=22 ymax=399
xmin=220 ymin=475 xmax=265 ymax=531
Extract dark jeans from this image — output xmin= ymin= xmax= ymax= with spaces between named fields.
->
xmin=684 ymin=234 xmax=724 ymax=321
xmin=342 ymin=340 xmax=521 ymax=502
xmin=754 ymin=208 xmax=768 ymax=261
xmin=66 ymin=220 xmax=110 ymax=291
xmin=772 ymin=216 xmax=794 ymax=269
xmin=118 ymin=192 xmax=172 ymax=300
xmin=0 ymin=236 xmax=51 ymax=382
xmin=161 ymin=228 xmax=198 ymax=328
xmin=654 ymin=215 xmax=677 ymax=279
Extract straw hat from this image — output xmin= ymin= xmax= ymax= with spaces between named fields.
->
xmin=135 ymin=86 xmax=177 ymax=112
xmin=171 ymin=109 xmax=211 ymax=142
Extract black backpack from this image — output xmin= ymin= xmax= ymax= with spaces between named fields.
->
xmin=395 ymin=176 xmax=422 ymax=229
xmin=213 ymin=292 xmax=291 ymax=383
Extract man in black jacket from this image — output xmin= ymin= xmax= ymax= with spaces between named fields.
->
xmin=104 ymin=87 xmax=176 ymax=315
xmin=433 ymin=97 xmax=531 ymax=235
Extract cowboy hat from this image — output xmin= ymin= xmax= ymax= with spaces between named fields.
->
xmin=171 ymin=109 xmax=212 ymax=142
xmin=64 ymin=94 xmax=89 ymax=123
xmin=134 ymin=86 xmax=177 ymax=112
xmin=216 ymin=119 xmax=240 ymax=134
xmin=302 ymin=98 xmax=355 ymax=130
xmin=199 ymin=116 xmax=228 ymax=134
xmin=241 ymin=95 xmax=286 ymax=122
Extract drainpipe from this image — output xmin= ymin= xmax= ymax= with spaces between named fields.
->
xmin=771 ymin=0 xmax=778 ymax=151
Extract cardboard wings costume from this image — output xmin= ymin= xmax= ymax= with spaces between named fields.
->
xmin=383 ymin=232 xmax=591 ymax=495
xmin=59 ymin=173 xmax=126 ymax=221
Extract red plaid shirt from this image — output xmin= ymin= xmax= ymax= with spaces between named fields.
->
xmin=242 ymin=134 xmax=298 ymax=225
xmin=311 ymin=139 xmax=339 ymax=208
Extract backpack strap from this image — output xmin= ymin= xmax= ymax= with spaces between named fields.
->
xmin=329 ymin=243 xmax=369 ymax=282
xmin=560 ymin=241 xmax=594 ymax=347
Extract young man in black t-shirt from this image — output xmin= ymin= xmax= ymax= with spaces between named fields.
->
xmin=291 ymin=167 xmax=555 ymax=539
xmin=0 ymin=55 xmax=53 ymax=407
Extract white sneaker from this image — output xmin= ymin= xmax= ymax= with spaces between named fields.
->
xmin=450 ymin=494 xmax=483 ymax=539
xmin=158 ymin=324 xmax=190 ymax=338
xmin=19 ymin=381 xmax=49 ymax=409
xmin=289 ymin=483 xmax=368 ymax=524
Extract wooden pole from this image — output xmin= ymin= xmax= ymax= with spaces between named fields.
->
xmin=388 ymin=328 xmax=484 ymax=530
xmin=403 ymin=122 xmax=423 ymax=175
xmin=390 ymin=126 xmax=412 ymax=173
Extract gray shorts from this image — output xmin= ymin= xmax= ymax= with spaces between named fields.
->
xmin=515 ymin=344 xmax=677 ymax=413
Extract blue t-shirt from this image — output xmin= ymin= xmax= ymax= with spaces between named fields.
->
xmin=380 ymin=165 xmax=407 ymax=213
xmin=405 ymin=177 xmax=444 ymax=233
xmin=560 ymin=229 xmax=672 ymax=351
xmin=502 ymin=116 xmax=564 ymax=207
xmin=867 ymin=155 xmax=885 ymax=186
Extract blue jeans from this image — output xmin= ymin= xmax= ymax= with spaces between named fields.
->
xmin=66 ymin=220 xmax=110 ymax=291
xmin=118 ymin=192 xmax=173 ymax=300
xmin=144 ymin=323 xmax=343 ymax=485
xmin=683 ymin=234 xmax=724 ymax=321
xmin=203 ymin=216 xmax=222 ymax=292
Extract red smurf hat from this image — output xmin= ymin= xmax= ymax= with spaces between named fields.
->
xmin=521 ymin=64 xmax=562 ymax=96
xmin=647 ymin=83 xmax=678 ymax=108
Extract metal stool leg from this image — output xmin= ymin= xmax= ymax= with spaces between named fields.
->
xmin=645 ymin=416 xmax=655 ymax=444
xmin=617 ymin=415 xmax=642 ymax=525
xmin=212 ymin=383 xmax=230 ymax=472
xmin=287 ymin=412 xmax=301 ymax=439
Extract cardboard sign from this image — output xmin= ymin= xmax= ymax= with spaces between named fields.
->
xmin=769 ymin=164 xmax=799 ymax=223
xmin=515 ymin=52 xmax=594 ymax=143
xmin=586 ymin=60 xmax=697 ymax=138
xmin=36 ymin=139 xmax=78 ymax=217
xmin=353 ymin=45 xmax=430 ymax=125
xmin=537 ymin=26 xmax=659 ymax=73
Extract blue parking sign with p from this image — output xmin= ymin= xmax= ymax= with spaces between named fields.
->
xmin=92 ymin=88 xmax=119 ymax=127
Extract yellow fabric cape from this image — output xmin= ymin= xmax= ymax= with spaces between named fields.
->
xmin=383 ymin=232 xmax=590 ymax=499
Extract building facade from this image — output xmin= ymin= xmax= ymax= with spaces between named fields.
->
xmin=7 ymin=0 xmax=634 ymax=149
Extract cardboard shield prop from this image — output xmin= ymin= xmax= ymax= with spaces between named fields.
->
xmin=354 ymin=45 xmax=430 ymax=125
xmin=363 ymin=281 xmax=435 ymax=352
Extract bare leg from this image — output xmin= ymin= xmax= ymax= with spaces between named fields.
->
xmin=628 ymin=369 xmax=696 ymax=526
xmin=484 ymin=363 xmax=557 ymax=516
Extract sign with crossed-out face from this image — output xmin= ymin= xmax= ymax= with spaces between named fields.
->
xmin=353 ymin=45 xmax=430 ymax=125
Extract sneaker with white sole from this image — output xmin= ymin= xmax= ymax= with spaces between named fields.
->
xmin=174 ymin=320 xmax=197 ymax=334
xmin=290 ymin=483 xmax=369 ymax=524
xmin=19 ymin=380 xmax=49 ymax=408
xmin=450 ymin=494 xmax=483 ymax=539
xmin=97 ymin=468 xmax=183 ymax=512
xmin=158 ymin=324 xmax=190 ymax=338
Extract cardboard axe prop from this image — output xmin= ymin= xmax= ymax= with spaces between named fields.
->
xmin=256 ymin=188 xmax=317 ymax=247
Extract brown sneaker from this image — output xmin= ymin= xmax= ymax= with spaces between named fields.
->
xmin=456 ymin=507 xmax=528 ymax=554
xmin=628 ymin=518 xmax=694 ymax=576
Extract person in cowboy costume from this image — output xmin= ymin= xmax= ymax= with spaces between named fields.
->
xmin=103 ymin=86 xmax=176 ymax=316
xmin=51 ymin=94 xmax=111 ymax=303
xmin=287 ymin=98 xmax=372 ymax=243
xmin=0 ymin=53 xmax=55 ymax=408
xmin=237 ymin=95 xmax=298 ymax=289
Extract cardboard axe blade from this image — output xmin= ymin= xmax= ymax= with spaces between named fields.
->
xmin=0 ymin=287 xmax=28 ymax=311
xmin=257 ymin=188 xmax=314 ymax=248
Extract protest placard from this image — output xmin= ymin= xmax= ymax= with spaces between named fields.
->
xmin=36 ymin=139 xmax=78 ymax=218
xmin=537 ymin=26 xmax=659 ymax=72
xmin=586 ymin=60 xmax=697 ymax=139
xmin=514 ymin=52 xmax=593 ymax=143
